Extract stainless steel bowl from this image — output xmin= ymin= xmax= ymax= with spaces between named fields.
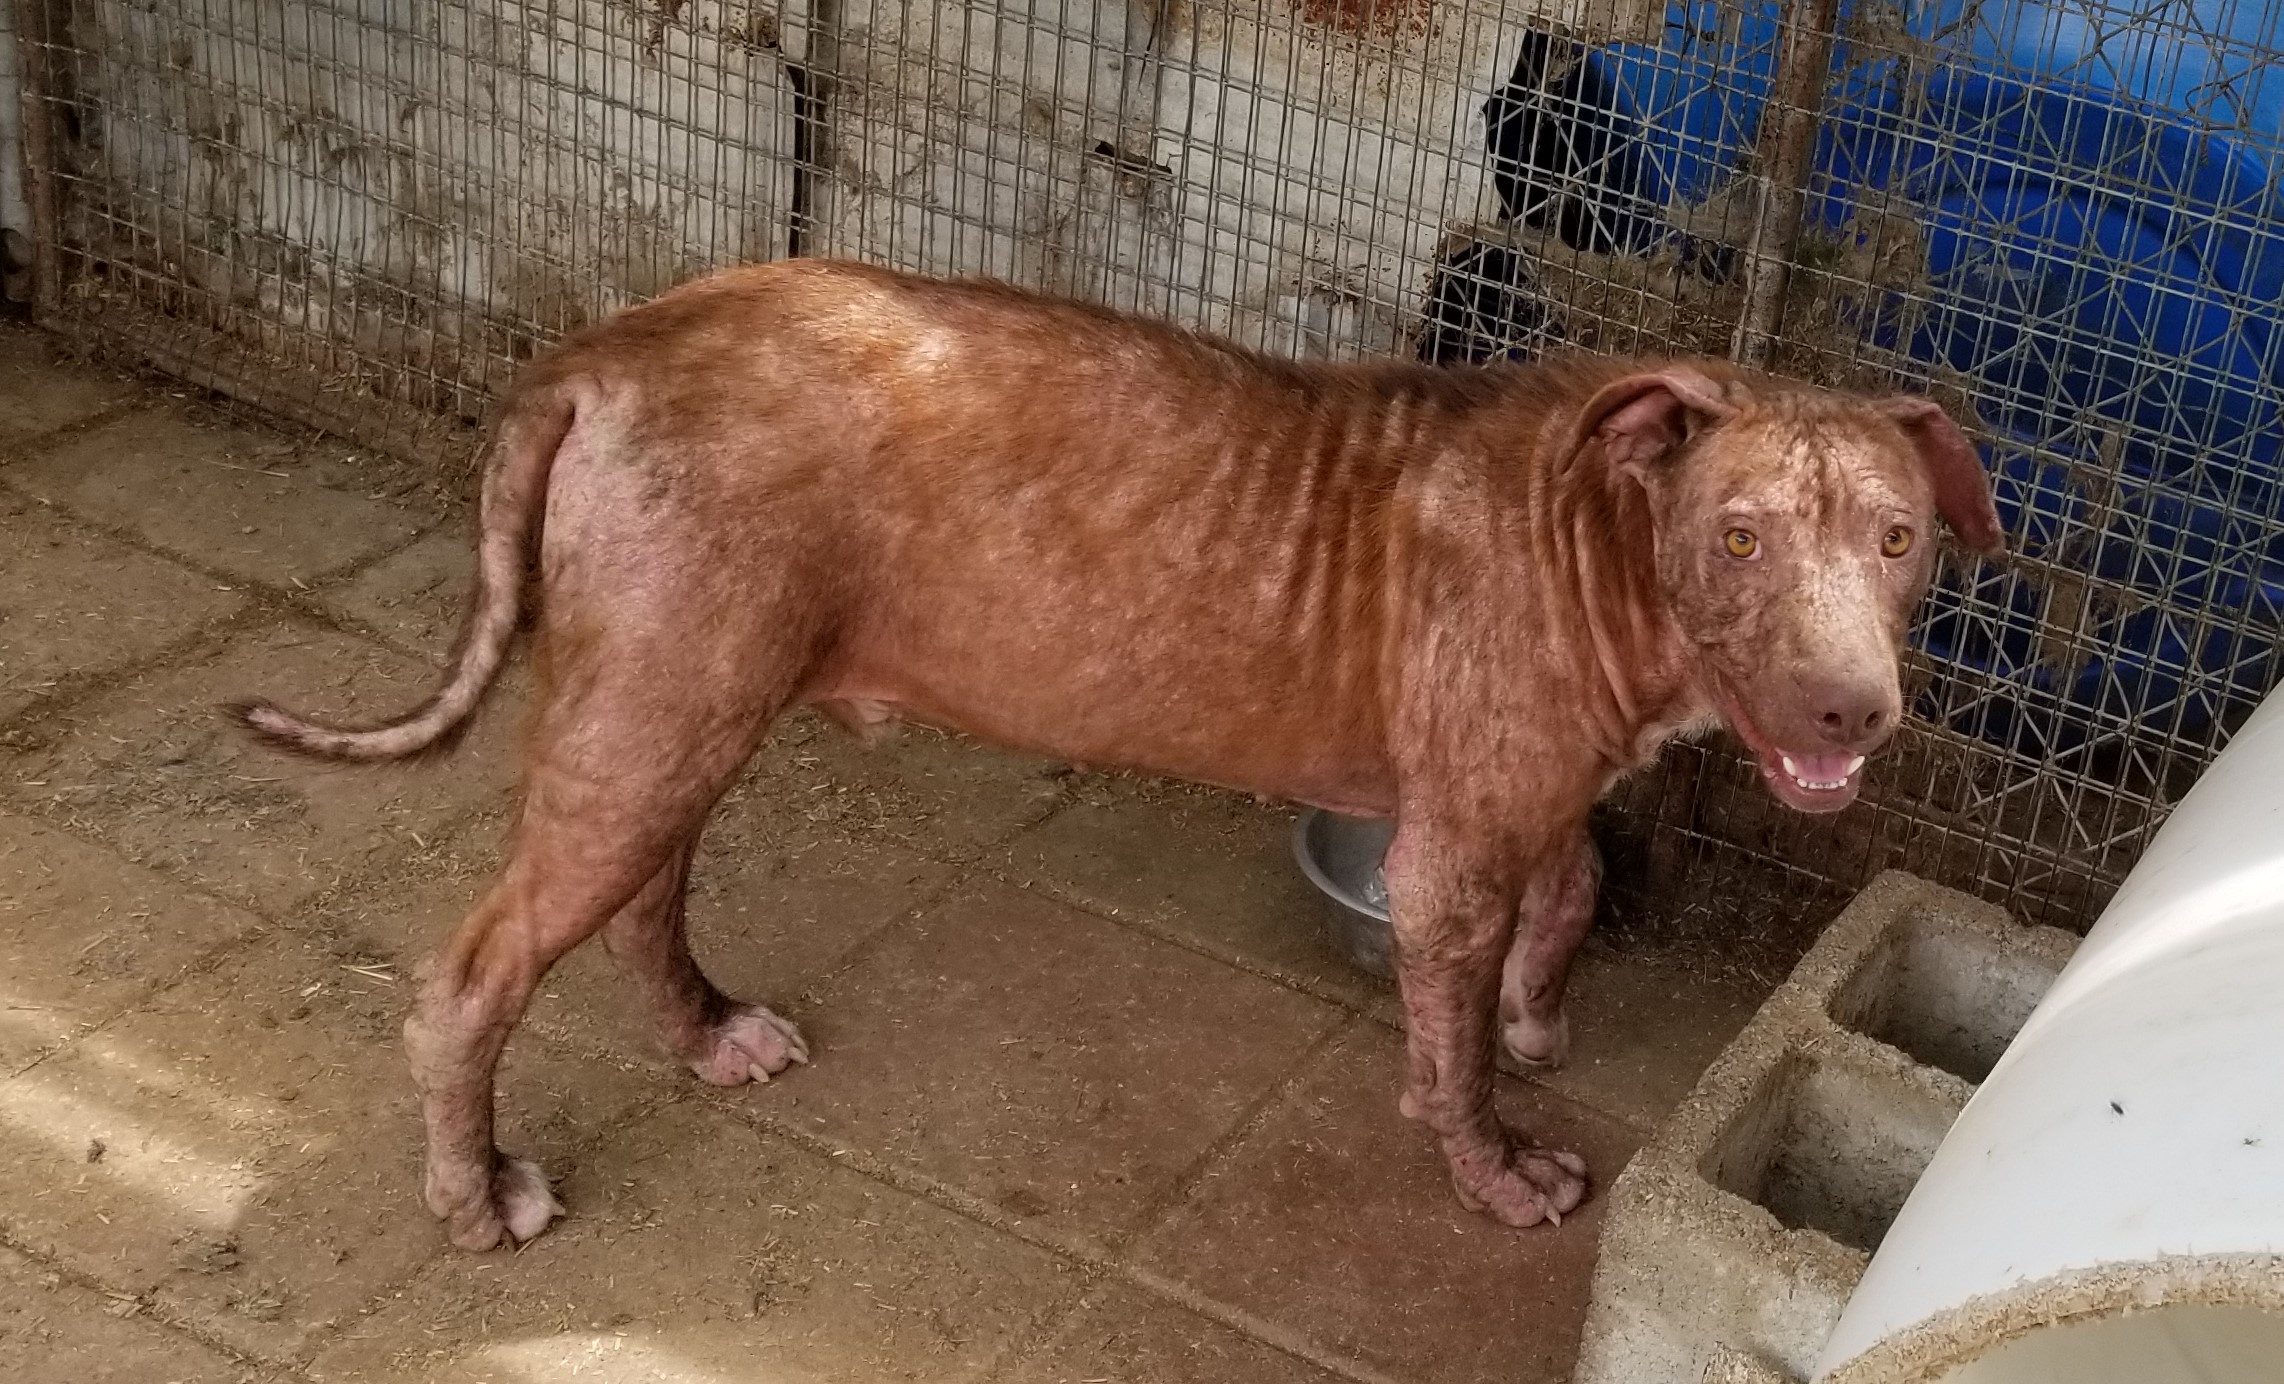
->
xmin=1291 ymin=808 xmax=1397 ymax=979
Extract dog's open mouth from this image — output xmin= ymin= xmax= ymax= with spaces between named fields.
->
xmin=1756 ymin=749 xmax=1866 ymax=809
xmin=1712 ymin=680 xmax=1874 ymax=814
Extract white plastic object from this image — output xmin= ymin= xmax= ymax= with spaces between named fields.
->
xmin=1813 ymin=685 xmax=2284 ymax=1383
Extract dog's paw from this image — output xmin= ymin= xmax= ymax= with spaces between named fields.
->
xmin=1500 ymin=1009 xmax=1572 ymax=1069
xmin=1445 ymin=1134 xmax=1589 ymax=1229
xmin=430 ymin=1153 xmax=564 ymax=1252
xmin=692 ymin=1004 xmax=810 ymax=1087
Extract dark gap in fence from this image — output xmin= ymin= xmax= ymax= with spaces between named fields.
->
xmin=787 ymin=61 xmax=817 ymax=261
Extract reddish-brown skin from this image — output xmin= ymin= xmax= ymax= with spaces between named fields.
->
xmin=231 ymin=259 xmax=2004 ymax=1252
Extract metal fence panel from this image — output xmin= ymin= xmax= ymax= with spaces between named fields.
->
xmin=14 ymin=0 xmax=2284 ymax=928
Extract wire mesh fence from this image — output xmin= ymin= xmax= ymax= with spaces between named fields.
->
xmin=12 ymin=0 xmax=2283 ymax=929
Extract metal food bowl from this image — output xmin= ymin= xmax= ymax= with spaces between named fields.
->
xmin=1292 ymin=808 xmax=1398 ymax=979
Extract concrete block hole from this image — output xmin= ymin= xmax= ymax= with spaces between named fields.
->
xmin=1701 ymin=1051 xmax=1960 ymax=1255
xmin=1826 ymin=905 xmax=2055 ymax=1085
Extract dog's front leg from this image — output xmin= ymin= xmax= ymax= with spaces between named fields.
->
xmin=1498 ymin=830 xmax=1602 ymax=1069
xmin=1386 ymin=820 xmax=1590 ymax=1228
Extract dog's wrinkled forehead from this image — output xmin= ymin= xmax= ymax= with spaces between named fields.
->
xmin=1691 ymin=395 xmax=1932 ymax=526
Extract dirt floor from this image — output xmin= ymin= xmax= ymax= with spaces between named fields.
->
xmin=0 ymin=317 xmax=1806 ymax=1383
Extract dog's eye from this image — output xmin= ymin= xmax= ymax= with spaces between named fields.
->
xmin=1881 ymin=525 xmax=1914 ymax=558
xmin=1723 ymin=528 xmax=1759 ymax=559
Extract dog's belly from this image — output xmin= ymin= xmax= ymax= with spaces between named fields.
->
xmin=807 ymin=658 xmax=1399 ymax=819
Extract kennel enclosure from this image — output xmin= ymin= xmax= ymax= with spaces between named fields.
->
xmin=7 ymin=0 xmax=2282 ymax=929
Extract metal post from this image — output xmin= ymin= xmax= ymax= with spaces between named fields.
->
xmin=1731 ymin=0 xmax=1840 ymax=367
xmin=10 ymin=0 xmax=64 ymax=313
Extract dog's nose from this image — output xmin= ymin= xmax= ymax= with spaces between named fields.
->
xmin=1804 ymin=679 xmax=1896 ymax=747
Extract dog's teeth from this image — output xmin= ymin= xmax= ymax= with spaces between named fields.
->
xmin=1846 ymin=755 xmax=1866 ymax=775
xmin=1781 ymin=754 xmax=1801 ymax=778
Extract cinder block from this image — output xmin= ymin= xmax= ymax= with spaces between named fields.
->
xmin=1573 ymin=871 xmax=2080 ymax=1384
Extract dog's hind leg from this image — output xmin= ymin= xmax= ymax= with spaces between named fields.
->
xmin=405 ymin=576 xmax=826 ymax=1250
xmin=600 ymin=836 xmax=810 ymax=1087
xmin=407 ymin=800 xmax=729 ymax=1251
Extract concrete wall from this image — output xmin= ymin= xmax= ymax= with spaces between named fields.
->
xmin=39 ymin=0 xmax=1632 ymax=412
xmin=55 ymin=0 xmax=794 ymax=413
xmin=795 ymin=0 xmax=1608 ymax=359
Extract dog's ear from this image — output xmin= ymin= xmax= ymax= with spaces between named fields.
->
xmin=1576 ymin=367 xmax=1737 ymax=480
xmin=1879 ymin=396 xmax=2005 ymax=556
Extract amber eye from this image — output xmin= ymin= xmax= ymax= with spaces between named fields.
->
xmin=1724 ymin=528 xmax=1759 ymax=559
xmin=1881 ymin=525 xmax=1914 ymax=558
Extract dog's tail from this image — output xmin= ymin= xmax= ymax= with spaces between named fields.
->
xmin=229 ymin=377 xmax=586 ymax=761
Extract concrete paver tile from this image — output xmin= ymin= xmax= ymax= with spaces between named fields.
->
xmin=753 ymin=714 xmax=1070 ymax=860
xmin=0 ymin=489 xmax=245 ymax=720
xmin=0 ymin=932 xmax=656 ymax=1361
xmin=0 ymin=1244 xmax=272 ymax=1383
xmin=0 ymin=324 xmax=134 ymax=444
xmin=316 ymin=520 xmax=471 ymax=658
xmin=1536 ymin=943 xmax=1765 ymax=1131
xmin=16 ymin=623 xmax=519 ymax=913
xmin=995 ymin=1284 xmax=1348 ymax=1384
xmin=773 ymin=881 xmax=1342 ymax=1252
xmin=0 ymin=812 xmax=259 ymax=1072
xmin=5 ymin=405 xmax=433 ymax=588
xmin=307 ymin=1100 xmax=1078 ymax=1384
xmin=1133 ymin=1025 xmax=1643 ymax=1384
xmin=999 ymin=779 xmax=1384 ymax=1005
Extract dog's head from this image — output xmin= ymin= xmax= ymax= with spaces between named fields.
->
xmin=1577 ymin=365 xmax=2004 ymax=813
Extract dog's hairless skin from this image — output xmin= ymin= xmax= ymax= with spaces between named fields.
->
xmin=231 ymin=258 xmax=2004 ymax=1251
